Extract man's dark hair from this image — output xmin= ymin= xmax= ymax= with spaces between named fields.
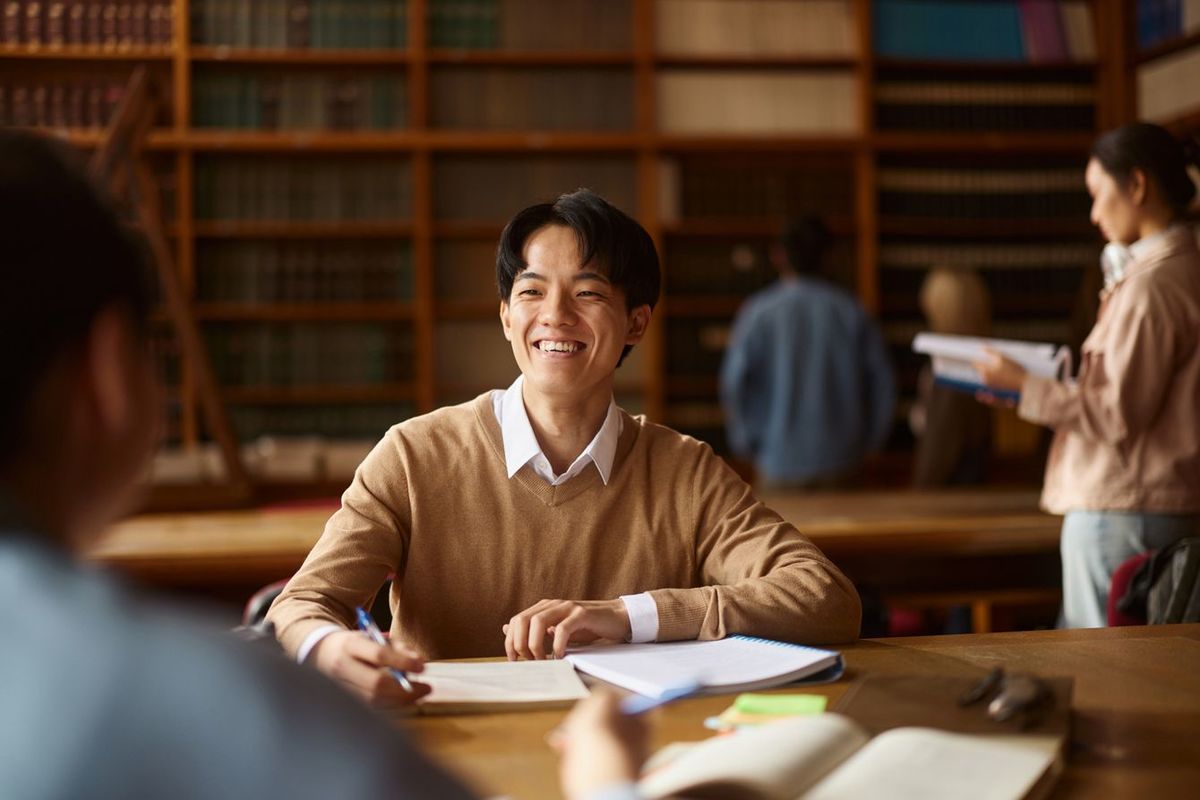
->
xmin=1091 ymin=123 xmax=1199 ymax=218
xmin=0 ymin=132 xmax=153 ymax=462
xmin=780 ymin=216 xmax=831 ymax=276
xmin=496 ymin=188 xmax=660 ymax=365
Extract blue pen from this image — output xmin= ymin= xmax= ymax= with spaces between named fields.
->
xmin=618 ymin=681 xmax=702 ymax=715
xmin=355 ymin=606 xmax=415 ymax=692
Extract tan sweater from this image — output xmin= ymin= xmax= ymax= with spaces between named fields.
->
xmin=268 ymin=393 xmax=862 ymax=659
xmin=1020 ymin=226 xmax=1200 ymax=514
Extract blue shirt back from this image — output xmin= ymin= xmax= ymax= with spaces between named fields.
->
xmin=719 ymin=278 xmax=896 ymax=484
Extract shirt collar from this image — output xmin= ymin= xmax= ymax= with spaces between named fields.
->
xmin=1102 ymin=224 xmax=1189 ymax=292
xmin=1128 ymin=224 xmax=1180 ymax=262
xmin=495 ymin=375 xmax=621 ymax=484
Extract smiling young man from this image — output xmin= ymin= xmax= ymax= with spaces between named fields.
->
xmin=268 ymin=190 xmax=861 ymax=703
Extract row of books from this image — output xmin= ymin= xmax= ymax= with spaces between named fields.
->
xmin=659 ymin=159 xmax=855 ymax=222
xmin=879 ymin=241 xmax=1099 ymax=270
xmin=192 ymin=73 xmax=405 ymax=130
xmin=875 ymin=78 xmax=1095 ymax=132
xmin=0 ymin=0 xmax=172 ymax=49
xmin=190 ymin=0 xmax=407 ymax=49
xmin=1137 ymin=0 xmax=1200 ymax=49
xmin=149 ymin=325 xmax=181 ymax=387
xmin=433 ymin=320 xmax=517 ymax=388
xmin=879 ymin=263 xmax=1085 ymax=308
xmin=428 ymin=0 xmax=496 ymax=48
xmin=429 ymin=68 xmax=633 ymax=131
xmin=427 ymin=0 xmax=631 ymax=51
xmin=197 ymin=242 xmax=413 ymax=303
xmin=1138 ymin=44 xmax=1200 ymax=123
xmin=664 ymin=240 xmax=773 ymax=296
xmin=665 ymin=317 xmax=730 ymax=378
xmin=657 ymin=71 xmax=858 ymax=134
xmin=433 ymin=156 xmax=636 ymax=220
xmin=205 ymin=322 xmax=413 ymax=387
xmin=874 ymin=0 xmax=1095 ymax=62
xmin=195 ymin=159 xmax=411 ymax=220
xmin=656 ymin=0 xmax=854 ymax=58
xmin=663 ymin=239 xmax=857 ymax=296
xmin=878 ymin=166 xmax=1089 ymax=218
xmin=0 ymin=79 xmax=124 ymax=128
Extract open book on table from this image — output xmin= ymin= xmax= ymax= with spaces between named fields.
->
xmin=638 ymin=713 xmax=1063 ymax=800
xmin=565 ymin=636 xmax=843 ymax=699
xmin=912 ymin=332 xmax=1072 ymax=402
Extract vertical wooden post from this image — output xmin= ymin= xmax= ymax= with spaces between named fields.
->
xmin=409 ymin=0 xmax=436 ymax=413
xmin=854 ymin=0 xmax=879 ymax=315
xmin=171 ymin=0 xmax=197 ymax=446
xmin=633 ymin=0 xmax=664 ymax=423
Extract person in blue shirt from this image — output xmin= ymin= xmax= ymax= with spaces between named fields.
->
xmin=719 ymin=217 xmax=896 ymax=488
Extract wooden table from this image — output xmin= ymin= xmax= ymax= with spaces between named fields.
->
xmin=89 ymin=490 xmax=1063 ymax=626
xmin=406 ymin=625 xmax=1200 ymax=800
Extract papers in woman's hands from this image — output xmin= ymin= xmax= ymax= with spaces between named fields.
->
xmin=565 ymin=636 xmax=843 ymax=699
xmin=912 ymin=333 xmax=1072 ymax=400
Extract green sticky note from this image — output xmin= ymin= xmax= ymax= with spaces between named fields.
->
xmin=733 ymin=693 xmax=828 ymax=716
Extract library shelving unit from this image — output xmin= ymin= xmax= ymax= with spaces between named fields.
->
xmin=1132 ymin=1 xmax=1200 ymax=144
xmin=1 ymin=0 xmax=1145 ymax=504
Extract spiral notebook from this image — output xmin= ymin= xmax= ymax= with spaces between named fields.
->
xmin=565 ymin=636 xmax=844 ymax=699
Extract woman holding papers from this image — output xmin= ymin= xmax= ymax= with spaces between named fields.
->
xmin=975 ymin=123 xmax=1200 ymax=628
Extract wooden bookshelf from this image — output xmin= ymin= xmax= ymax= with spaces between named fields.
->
xmin=1132 ymin=2 xmax=1200 ymax=136
xmin=3 ymin=0 xmax=1137 ymax=504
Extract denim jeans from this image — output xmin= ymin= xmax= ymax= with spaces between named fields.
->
xmin=1060 ymin=510 xmax=1200 ymax=628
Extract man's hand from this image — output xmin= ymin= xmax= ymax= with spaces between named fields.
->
xmin=503 ymin=598 xmax=631 ymax=660
xmin=973 ymin=348 xmax=1026 ymax=408
xmin=310 ymin=630 xmax=430 ymax=708
xmin=552 ymin=691 xmax=648 ymax=800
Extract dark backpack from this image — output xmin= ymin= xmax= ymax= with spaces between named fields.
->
xmin=1118 ymin=537 xmax=1200 ymax=624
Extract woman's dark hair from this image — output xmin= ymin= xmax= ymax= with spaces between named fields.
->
xmin=0 ymin=132 xmax=153 ymax=461
xmin=496 ymin=188 xmax=661 ymax=365
xmin=1091 ymin=122 xmax=1199 ymax=218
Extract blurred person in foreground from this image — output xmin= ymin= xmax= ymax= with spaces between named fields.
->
xmin=0 ymin=130 xmax=639 ymax=800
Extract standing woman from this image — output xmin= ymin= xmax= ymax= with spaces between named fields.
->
xmin=975 ymin=122 xmax=1200 ymax=628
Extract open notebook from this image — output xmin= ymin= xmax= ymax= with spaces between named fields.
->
xmin=565 ymin=636 xmax=843 ymax=699
xmin=639 ymin=714 xmax=1062 ymax=800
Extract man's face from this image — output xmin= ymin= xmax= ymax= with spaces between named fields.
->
xmin=500 ymin=224 xmax=649 ymax=403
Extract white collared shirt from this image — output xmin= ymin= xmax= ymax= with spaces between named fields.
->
xmin=1101 ymin=224 xmax=1185 ymax=289
xmin=493 ymin=375 xmax=658 ymax=642
xmin=493 ymin=374 xmax=622 ymax=485
xmin=296 ymin=378 xmax=659 ymax=663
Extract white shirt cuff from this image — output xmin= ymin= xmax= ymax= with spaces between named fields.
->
xmin=620 ymin=593 xmax=659 ymax=643
xmin=296 ymin=624 xmax=345 ymax=664
xmin=579 ymin=781 xmax=642 ymax=800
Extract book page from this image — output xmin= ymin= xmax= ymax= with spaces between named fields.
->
xmin=803 ymin=727 xmax=1057 ymax=800
xmin=640 ymin=715 xmax=869 ymax=800
xmin=418 ymin=659 xmax=588 ymax=708
xmin=566 ymin=637 xmax=839 ymax=698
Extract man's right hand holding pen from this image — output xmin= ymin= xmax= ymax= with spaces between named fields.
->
xmin=310 ymin=625 xmax=430 ymax=709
